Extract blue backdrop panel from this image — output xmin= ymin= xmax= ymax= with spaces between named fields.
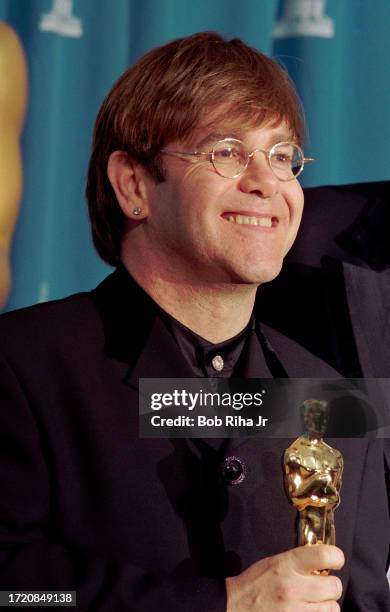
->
xmin=0 ymin=0 xmax=389 ymax=310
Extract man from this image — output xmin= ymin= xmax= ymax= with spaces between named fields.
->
xmin=0 ymin=32 xmax=388 ymax=611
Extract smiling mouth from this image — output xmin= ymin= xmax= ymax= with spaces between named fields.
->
xmin=222 ymin=214 xmax=278 ymax=228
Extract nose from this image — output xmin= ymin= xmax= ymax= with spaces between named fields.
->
xmin=238 ymin=150 xmax=279 ymax=198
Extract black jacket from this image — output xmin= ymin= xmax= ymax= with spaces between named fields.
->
xmin=0 ymin=267 xmax=388 ymax=611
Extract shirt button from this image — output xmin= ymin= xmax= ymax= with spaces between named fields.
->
xmin=212 ymin=355 xmax=224 ymax=372
xmin=221 ymin=456 xmax=246 ymax=485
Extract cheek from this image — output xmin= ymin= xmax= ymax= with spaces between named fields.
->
xmin=283 ymin=182 xmax=304 ymax=221
xmin=181 ymin=174 xmax=228 ymax=221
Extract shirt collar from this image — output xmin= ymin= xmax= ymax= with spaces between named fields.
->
xmin=160 ymin=309 xmax=255 ymax=378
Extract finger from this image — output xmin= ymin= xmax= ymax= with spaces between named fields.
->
xmin=291 ymin=544 xmax=345 ymax=573
xmin=300 ymin=575 xmax=343 ymax=603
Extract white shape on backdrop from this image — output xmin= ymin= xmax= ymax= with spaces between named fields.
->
xmin=38 ymin=281 xmax=49 ymax=303
xmin=39 ymin=0 xmax=83 ymax=38
xmin=273 ymin=0 xmax=334 ymax=39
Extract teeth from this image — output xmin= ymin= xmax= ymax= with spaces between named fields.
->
xmin=258 ymin=217 xmax=272 ymax=227
xmin=227 ymin=215 xmax=273 ymax=227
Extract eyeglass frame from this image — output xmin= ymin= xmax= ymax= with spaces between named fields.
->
xmin=161 ymin=137 xmax=314 ymax=181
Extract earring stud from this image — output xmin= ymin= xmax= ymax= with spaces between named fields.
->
xmin=133 ymin=207 xmax=142 ymax=216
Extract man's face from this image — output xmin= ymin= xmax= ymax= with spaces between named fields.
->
xmin=141 ymin=121 xmax=304 ymax=286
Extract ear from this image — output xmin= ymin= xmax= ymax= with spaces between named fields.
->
xmin=107 ymin=151 xmax=150 ymax=220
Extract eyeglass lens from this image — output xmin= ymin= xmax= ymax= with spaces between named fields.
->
xmin=211 ymin=139 xmax=304 ymax=180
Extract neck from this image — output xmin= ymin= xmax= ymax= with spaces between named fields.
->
xmin=121 ymin=255 xmax=258 ymax=344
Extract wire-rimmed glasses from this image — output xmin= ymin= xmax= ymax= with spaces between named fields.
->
xmin=161 ymin=138 xmax=314 ymax=181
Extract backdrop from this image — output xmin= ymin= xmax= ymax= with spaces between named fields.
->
xmin=1 ymin=0 xmax=390 ymax=310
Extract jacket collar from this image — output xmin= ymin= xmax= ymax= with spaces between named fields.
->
xmin=91 ymin=265 xmax=195 ymax=383
xmin=90 ymin=266 xmax=284 ymax=384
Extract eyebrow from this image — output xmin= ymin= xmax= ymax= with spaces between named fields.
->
xmin=195 ymin=130 xmax=244 ymax=151
xmin=267 ymin=132 xmax=296 ymax=145
xmin=195 ymin=130 xmax=296 ymax=151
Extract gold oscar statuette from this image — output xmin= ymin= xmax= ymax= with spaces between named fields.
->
xmin=283 ymin=400 xmax=343 ymax=572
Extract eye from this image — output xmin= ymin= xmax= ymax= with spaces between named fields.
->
xmin=214 ymin=146 xmax=241 ymax=161
xmin=271 ymin=151 xmax=292 ymax=165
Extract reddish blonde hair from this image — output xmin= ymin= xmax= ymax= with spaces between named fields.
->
xmin=86 ymin=31 xmax=304 ymax=265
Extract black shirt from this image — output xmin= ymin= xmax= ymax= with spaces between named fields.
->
xmin=159 ymin=309 xmax=286 ymax=378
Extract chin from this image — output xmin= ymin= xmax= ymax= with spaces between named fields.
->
xmin=228 ymin=259 xmax=284 ymax=285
